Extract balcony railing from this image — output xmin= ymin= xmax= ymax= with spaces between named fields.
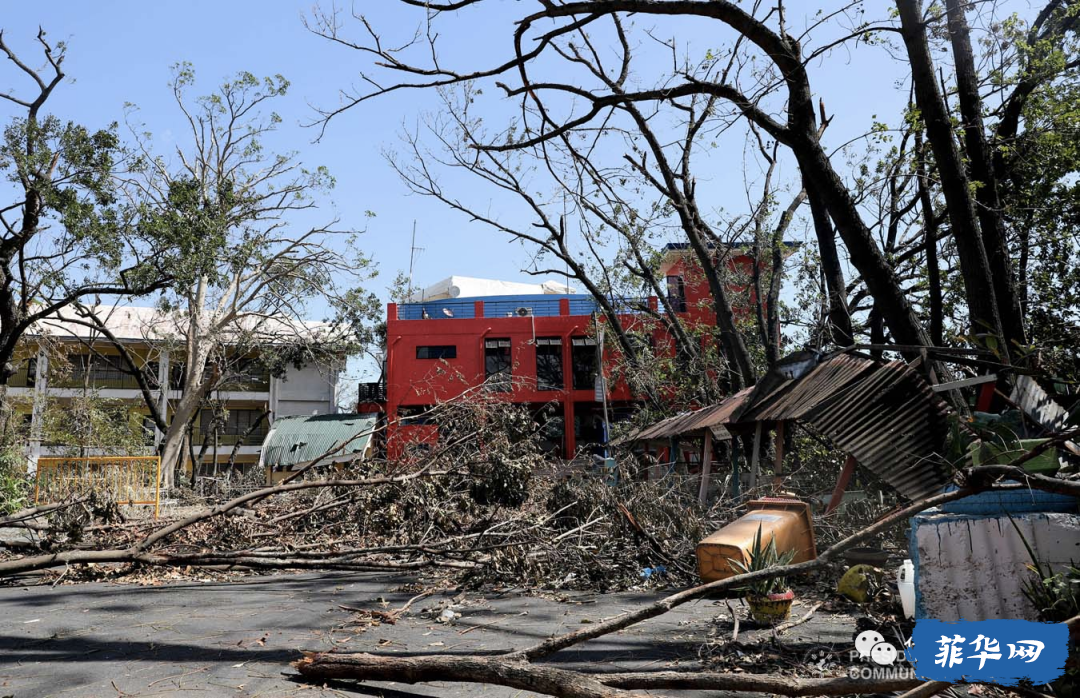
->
xmin=8 ymin=361 xmax=35 ymax=388
xmin=51 ymin=367 xmax=158 ymax=391
xmin=397 ymin=299 xmax=477 ymax=320
xmin=191 ymin=427 xmax=269 ymax=447
xmin=396 ymin=294 xmax=652 ymax=321
xmin=216 ymin=373 xmax=271 ymax=393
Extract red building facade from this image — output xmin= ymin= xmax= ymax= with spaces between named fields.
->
xmin=360 ymin=246 xmax=767 ymax=459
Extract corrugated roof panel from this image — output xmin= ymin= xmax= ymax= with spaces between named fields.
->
xmin=747 ymin=354 xmax=877 ymax=422
xmin=261 ymin=413 xmax=379 ymax=469
xmin=618 ymin=352 xmax=954 ymax=501
xmin=804 ymin=361 xmax=952 ymax=500
xmin=912 ymin=511 xmax=1080 ymax=620
xmin=617 ymin=387 xmax=753 ymax=443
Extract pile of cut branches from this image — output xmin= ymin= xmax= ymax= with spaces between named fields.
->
xmin=0 ymin=392 xmax=733 ymax=590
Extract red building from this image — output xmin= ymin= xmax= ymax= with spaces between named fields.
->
xmin=358 ymin=244 xmax=776 ymax=459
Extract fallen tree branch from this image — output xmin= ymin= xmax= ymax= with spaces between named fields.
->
xmin=775 ymin=600 xmax=823 ymax=634
xmin=0 ymin=467 xmax=458 ymax=577
xmin=294 ymin=652 xmax=621 ymax=698
xmin=291 ymin=472 xmax=1071 ymax=697
xmin=290 ymin=484 xmax=988 ymax=695
xmin=0 ymin=498 xmax=87 ymax=528
xmin=513 ymin=483 xmax=993 ymax=662
xmin=895 ymin=681 xmax=957 ymax=698
xmin=592 ymin=669 xmax=922 ymax=694
xmin=293 ymin=652 xmax=924 ymax=697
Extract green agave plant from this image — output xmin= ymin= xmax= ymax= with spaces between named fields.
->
xmin=727 ymin=523 xmax=796 ymax=598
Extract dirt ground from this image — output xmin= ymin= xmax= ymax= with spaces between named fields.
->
xmin=0 ymin=571 xmax=864 ymax=697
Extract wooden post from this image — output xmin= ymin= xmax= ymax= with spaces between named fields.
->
xmin=698 ymin=429 xmax=713 ymax=506
xmin=749 ymin=422 xmax=763 ymax=491
xmin=730 ymin=436 xmax=741 ymax=498
xmin=773 ymin=420 xmax=786 ymax=491
xmin=825 ymin=454 xmax=858 ymax=515
xmin=976 ymin=380 xmax=996 ymax=412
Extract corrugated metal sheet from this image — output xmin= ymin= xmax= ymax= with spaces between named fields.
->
xmin=615 ymin=387 xmax=753 ymax=443
xmin=802 ymin=360 xmax=952 ymax=501
xmin=738 ymin=354 xmax=877 ymax=423
xmin=260 ymin=413 xmax=378 ymax=469
xmin=617 ymin=352 xmax=954 ymax=500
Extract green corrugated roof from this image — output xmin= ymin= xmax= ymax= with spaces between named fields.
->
xmin=261 ymin=413 xmax=378 ymax=469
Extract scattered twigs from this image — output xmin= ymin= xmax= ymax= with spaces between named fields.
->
xmin=514 ymin=484 xmax=983 ymax=663
xmin=292 ymin=474 xmax=1072 ymax=697
xmin=725 ymin=599 xmax=739 ymax=642
xmin=774 ymin=600 xmax=823 ymax=634
xmin=0 ymin=498 xmax=86 ymax=528
xmin=340 ymin=589 xmax=438 ymax=626
xmin=895 ymin=681 xmax=956 ymax=698
xmin=0 ymin=467 xmax=458 ymax=577
xmin=615 ymin=502 xmax=694 ymax=577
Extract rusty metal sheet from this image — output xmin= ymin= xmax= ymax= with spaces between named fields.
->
xmin=620 ymin=351 xmax=954 ymax=501
xmin=617 ymin=387 xmax=753 ymax=443
xmin=804 ymin=361 xmax=952 ymax=500
xmin=740 ymin=354 xmax=877 ymax=423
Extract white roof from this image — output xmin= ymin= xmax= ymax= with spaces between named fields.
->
xmin=27 ymin=305 xmax=332 ymax=343
xmin=405 ymin=276 xmax=576 ymax=302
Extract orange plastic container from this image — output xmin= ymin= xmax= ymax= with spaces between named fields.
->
xmin=696 ymin=498 xmax=818 ymax=583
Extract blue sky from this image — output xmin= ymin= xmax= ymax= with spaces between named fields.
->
xmin=3 ymin=1 xmax=972 ymax=384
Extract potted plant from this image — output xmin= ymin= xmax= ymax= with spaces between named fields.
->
xmin=729 ymin=524 xmax=797 ymax=624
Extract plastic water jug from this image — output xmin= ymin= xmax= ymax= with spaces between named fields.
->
xmin=897 ymin=559 xmax=915 ymax=619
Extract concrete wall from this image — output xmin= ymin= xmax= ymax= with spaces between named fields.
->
xmin=274 ymin=363 xmax=338 ymax=418
xmin=910 ymin=510 xmax=1080 ymax=621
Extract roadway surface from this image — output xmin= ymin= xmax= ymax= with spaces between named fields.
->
xmin=0 ymin=571 xmax=856 ymax=697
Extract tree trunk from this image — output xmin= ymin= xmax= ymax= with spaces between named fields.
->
xmin=896 ymin=0 xmax=1007 ymax=357
xmin=803 ymin=178 xmax=853 ymax=346
xmin=684 ymin=223 xmax=757 ymax=389
xmin=944 ymin=0 xmax=1025 ymax=348
xmin=915 ymin=132 xmax=944 ymax=347
xmin=160 ymin=277 xmax=211 ymax=489
xmin=617 ymin=99 xmax=756 ymax=388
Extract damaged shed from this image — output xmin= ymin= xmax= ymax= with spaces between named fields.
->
xmin=619 ymin=351 xmax=955 ymax=502
xmin=733 ymin=352 xmax=954 ymax=501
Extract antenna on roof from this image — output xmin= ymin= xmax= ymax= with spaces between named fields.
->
xmin=406 ymin=220 xmax=424 ymax=301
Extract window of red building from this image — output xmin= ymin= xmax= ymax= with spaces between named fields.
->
xmin=484 ymin=338 xmax=512 ymax=392
xmin=535 ymin=337 xmax=563 ymax=391
xmin=570 ymin=337 xmax=597 ymax=390
xmin=666 ymin=275 xmax=687 ymax=312
xmin=398 ymin=405 xmax=436 ymax=425
xmin=416 ymin=345 xmax=457 ymax=360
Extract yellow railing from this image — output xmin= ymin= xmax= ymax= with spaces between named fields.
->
xmin=34 ymin=456 xmax=161 ymax=518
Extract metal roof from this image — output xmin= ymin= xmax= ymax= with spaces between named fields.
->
xmin=614 ymin=387 xmax=753 ymax=443
xmin=800 ymin=360 xmax=953 ymax=501
xmin=27 ymin=304 xmax=332 ymax=343
xmin=735 ymin=353 xmax=878 ymax=423
xmin=260 ymin=413 xmax=378 ymax=470
xmin=737 ymin=353 xmax=953 ymax=501
xmin=618 ymin=352 xmax=954 ymax=501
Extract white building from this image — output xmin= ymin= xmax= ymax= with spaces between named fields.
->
xmin=7 ymin=305 xmax=343 ymax=476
